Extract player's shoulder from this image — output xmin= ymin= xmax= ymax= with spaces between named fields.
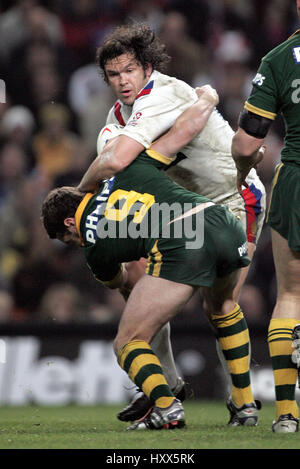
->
xmin=263 ymin=30 xmax=300 ymax=63
xmin=137 ymin=70 xmax=196 ymax=102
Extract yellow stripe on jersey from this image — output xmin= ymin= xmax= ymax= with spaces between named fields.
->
xmin=146 ymin=148 xmax=176 ymax=166
xmin=244 ymin=102 xmax=277 ymax=120
xmin=150 ymin=240 xmax=162 ymax=277
xmin=74 ymin=193 xmax=94 ymax=245
xmin=145 ymin=257 xmax=151 ymax=275
xmin=288 ymin=29 xmax=300 ymax=39
xmin=266 ymin=163 xmax=284 ymax=222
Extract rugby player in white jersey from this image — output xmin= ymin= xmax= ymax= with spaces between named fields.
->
xmin=77 ymin=23 xmax=265 ymax=428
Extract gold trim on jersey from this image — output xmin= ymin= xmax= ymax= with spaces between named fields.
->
xmin=244 ymin=102 xmax=276 ymax=120
xmin=266 ymin=163 xmax=284 ymax=222
xmin=74 ymin=193 xmax=94 ymax=245
xmin=146 ymin=148 xmax=175 ymax=166
xmin=288 ymin=29 xmax=300 ymax=39
xmin=146 ymin=240 xmax=162 ymax=277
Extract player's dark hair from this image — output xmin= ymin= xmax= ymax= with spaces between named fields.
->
xmin=97 ymin=23 xmax=171 ymax=82
xmin=41 ymin=187 xmax=83 ymax=239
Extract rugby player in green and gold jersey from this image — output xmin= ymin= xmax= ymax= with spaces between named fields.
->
xmin=42 ymin=87 xmax=260 ymax=430
xmin=232 ymin=0 xmax=300 ymax=433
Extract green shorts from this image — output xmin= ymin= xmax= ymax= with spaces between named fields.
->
xmin=267 ymin=162 xmax=300 ymax=251
xmin=146 ymin=205 xmax=250 ymax=287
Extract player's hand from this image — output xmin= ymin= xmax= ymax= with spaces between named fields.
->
xmin=253 ymin=144 xmax=266 ymax=169
xmin=124 ymin=259 xmax=147 ymax=288
xmin=236 ymin=145 xmax=266 ymax=193
xmin=118 ymin=259 xmax=147 ymax=300
xmin=195 ymin=85 xmax=219 ymax=107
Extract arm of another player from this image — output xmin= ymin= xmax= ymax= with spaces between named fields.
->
xmin=116 ymin=86 xmax=218 ymax=300
xmin=232 ymin=58 xmax=276 ymax=193
xmin=151 ymin=85 xmax=219 ymax=157
xmin=77 ymin=85 xmax=218 ymax=193
xmin=118 ymin=259 xmax=148 ymax=300
xmin=232 ymin=127 xmax=266 ymax=193
xmin=77 ymin=135 xmax=144 ymax=193
xmin=100 ymin=259 xmax=147 ymax=300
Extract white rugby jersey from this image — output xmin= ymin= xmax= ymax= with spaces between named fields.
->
xmin=105 ymin=70 xmax=258 ymax=203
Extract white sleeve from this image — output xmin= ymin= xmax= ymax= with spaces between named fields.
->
xmin=119 ymin=88 xmax=197 ymax=148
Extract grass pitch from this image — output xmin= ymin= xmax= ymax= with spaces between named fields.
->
xmin=0 ymin=401 xmax=298 ymax=450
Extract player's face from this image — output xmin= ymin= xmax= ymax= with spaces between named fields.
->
xmin=61 ymin=232 xmax=81 ymax=246
xmin=57 ymin=223 xmax=82 ymax=247
xmin=105 ymin=53 xmax=152 ymax=105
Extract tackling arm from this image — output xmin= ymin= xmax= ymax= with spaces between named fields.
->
xmin=77 ymin=85 xmax=219 ymax=193
xmin=151 ymin=85 xmax=219 ymax=157
xmin=232 ymin=108 xmax=273 ymax=192
xmin=116 ymin=86 xmax=218 ymax=299
xmin=102 ymin=259 xmax=147 ymax=301
xmin=77 ymin=135 xmax=144 ymax=193
xmin=231 ymin=128 xmax=266 ymax=193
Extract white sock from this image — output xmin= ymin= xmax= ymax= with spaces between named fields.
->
xmin=216 ymin=339 xmax=232 ymax=397
xmin=150 ymin=322 xmax=179 ymax=390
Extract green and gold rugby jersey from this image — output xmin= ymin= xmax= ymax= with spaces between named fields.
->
xmin=245 ymin=30 xmax=300 ymax=165
xmin=75 ymin=150 xmax=210 ymax=285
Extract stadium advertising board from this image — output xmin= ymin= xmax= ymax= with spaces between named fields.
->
xmin=0 ymin=324 xmax=285 ymax=405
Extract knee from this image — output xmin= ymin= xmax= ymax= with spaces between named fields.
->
xmin=114 ymin=329 xmax=153 ymax=358
xmin=202 ymin=295 xmax=221 ymax=315
xmin=113 ymin=336 xmax=120 ymax=357
xmin=286 ymin=261 xmax=300 ymax=292
xmin=114 ymin=333 xmax=127 ymax=357
xmin=113 ymin=329 xmax=142 ymax=357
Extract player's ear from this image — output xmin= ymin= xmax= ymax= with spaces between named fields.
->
xmin=145 ymin=62 xmax=153 ymax=79
xmin=64 ymin=217 xmax=76 ymax=230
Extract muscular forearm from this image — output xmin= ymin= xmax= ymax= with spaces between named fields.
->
xmin=77 ymin=135 xmax=145 ymax=193
xmin=77 ymin=149 xmax=121 ymax=193
xmin=151 ymin=85 xmax=219 ymax=157
xmin=77 ymin=86 xmax=218 ymax=192
xmin=232 ymin=128 xmax=265 ymax=190
xmin=232 ymin=128 xmax=264 ymax=173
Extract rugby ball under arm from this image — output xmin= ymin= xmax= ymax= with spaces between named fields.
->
xmin=96 ymin=124 xmax=124 ymax=154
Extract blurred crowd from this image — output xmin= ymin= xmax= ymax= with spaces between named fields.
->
xmin=0 ymin=0 xmax=296 ymax=325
